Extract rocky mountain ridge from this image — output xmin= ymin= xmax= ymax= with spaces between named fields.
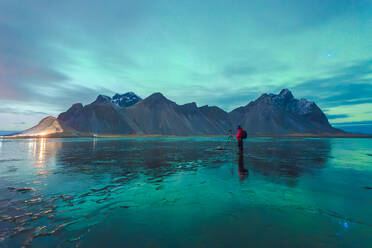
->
xmin=19 ymin=89 xmax=344 ymax=136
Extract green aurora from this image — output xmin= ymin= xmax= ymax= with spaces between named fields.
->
xmin=0 ymin=0 xmax=371 ymax=132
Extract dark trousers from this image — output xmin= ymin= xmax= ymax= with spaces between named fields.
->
xmin=238 ymin=139 xmax=243 ymax=152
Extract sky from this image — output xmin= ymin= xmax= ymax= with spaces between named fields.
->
xmin=0 ymin=0 xmax=372 ymax=132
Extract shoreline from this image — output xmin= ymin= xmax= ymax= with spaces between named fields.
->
xmin=1 ymin=133 xmax=372 ymax=139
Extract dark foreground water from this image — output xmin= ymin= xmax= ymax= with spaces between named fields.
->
xmin=0 ymin=137 xmax=371 ymax=248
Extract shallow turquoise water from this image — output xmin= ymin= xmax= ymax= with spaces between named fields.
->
xmin=0 ymin=137 xmax=371 ymax=247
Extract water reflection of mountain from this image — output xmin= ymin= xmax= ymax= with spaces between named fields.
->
xmin=54 ymin=139 xmax=230 ymax=182
xmin=52 ymin=138 xmax=332 ymax=187
xmin=244 ymin=138 xmax=332 ymax=186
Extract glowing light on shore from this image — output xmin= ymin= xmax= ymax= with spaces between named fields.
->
xmin=26 ymin=137 xmax=61 ymax=175
xmin=38 ymin=137 xmax=46 ymax=165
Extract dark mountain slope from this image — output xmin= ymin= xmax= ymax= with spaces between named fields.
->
xmin=123 ymin=93 xmax=230 ymax=135
xmin=18 ymin=89 xmax=344 ymax=136
xmin=229 ymin=89 xmax=343 ymax=135
xmin=58 ymin=95 xmax=134 ymax=135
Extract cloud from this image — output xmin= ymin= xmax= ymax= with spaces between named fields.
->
xmin=326 ymin=114 xmax=349 ymax=119
xmin=0 ymin=82 xmax=115 ymax=115
xmin=293 ymin=58 xmax=372 ymax=107
xmin=0 ymin=0 xmax=143 ymax=105
xmin=186 ymin=57 xmax=372 ymax=114
xmin=0 ymin=62 xmax=69 ymax=101
xmin=333 ymin=120 xmax=372 ymax=134
xmin=223 ymin=65 xmax=257 ymax=78
xmin=39 ymin=84 xmax=116 ymax=111
xmin=166 ymin=83 xmax=283 ymax=112
xmin=0 ymin=108 xmax=48 ymax=115
xmin=222 ymin=59 xmax=289 ymax=79
xmin=0 ymin=9 xmax=71 ymax=101
xmin=13 ymin=121 xmax=26 ymax=125
xmin=333 ymin=120 xmax=372 ymax=126
xmin=1 ymin=0 xmax=372 ymax=131
xmin=229 ymin=0 xmax=372 ymax=34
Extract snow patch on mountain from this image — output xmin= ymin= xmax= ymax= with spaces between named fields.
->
xmin=111 ymin=92 xmax=142 ymax=107
xmin=268 ymin=89 xmax=316 ymax=115
xmin=92 ymin=92 xmax=142 ymax=107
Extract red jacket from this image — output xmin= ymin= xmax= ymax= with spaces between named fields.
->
xmin=236 ymin=128 xmax=243 ymax=141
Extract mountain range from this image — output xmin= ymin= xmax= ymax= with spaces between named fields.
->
xmin=17 ymin=89 xmax=344 ymax=137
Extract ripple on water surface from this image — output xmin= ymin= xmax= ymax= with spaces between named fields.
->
xmin=0 ymin=137 xmax=371 ymax=247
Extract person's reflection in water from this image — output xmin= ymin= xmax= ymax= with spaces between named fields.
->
xmin=238 ymin=152 xmax=248 ymax=181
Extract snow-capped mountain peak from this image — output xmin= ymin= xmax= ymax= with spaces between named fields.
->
xmin=111 ymin=92 xmax=142 ymax=107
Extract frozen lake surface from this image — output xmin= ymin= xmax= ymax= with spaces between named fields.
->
xmin=0 ymin=137 xmax=371 ymax=247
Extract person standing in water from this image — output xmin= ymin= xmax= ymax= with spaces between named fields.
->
xmin=236 ymin=125 xmax=244 ymax=153
xmin=236 ymin=125 xmax=248 ymax=180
